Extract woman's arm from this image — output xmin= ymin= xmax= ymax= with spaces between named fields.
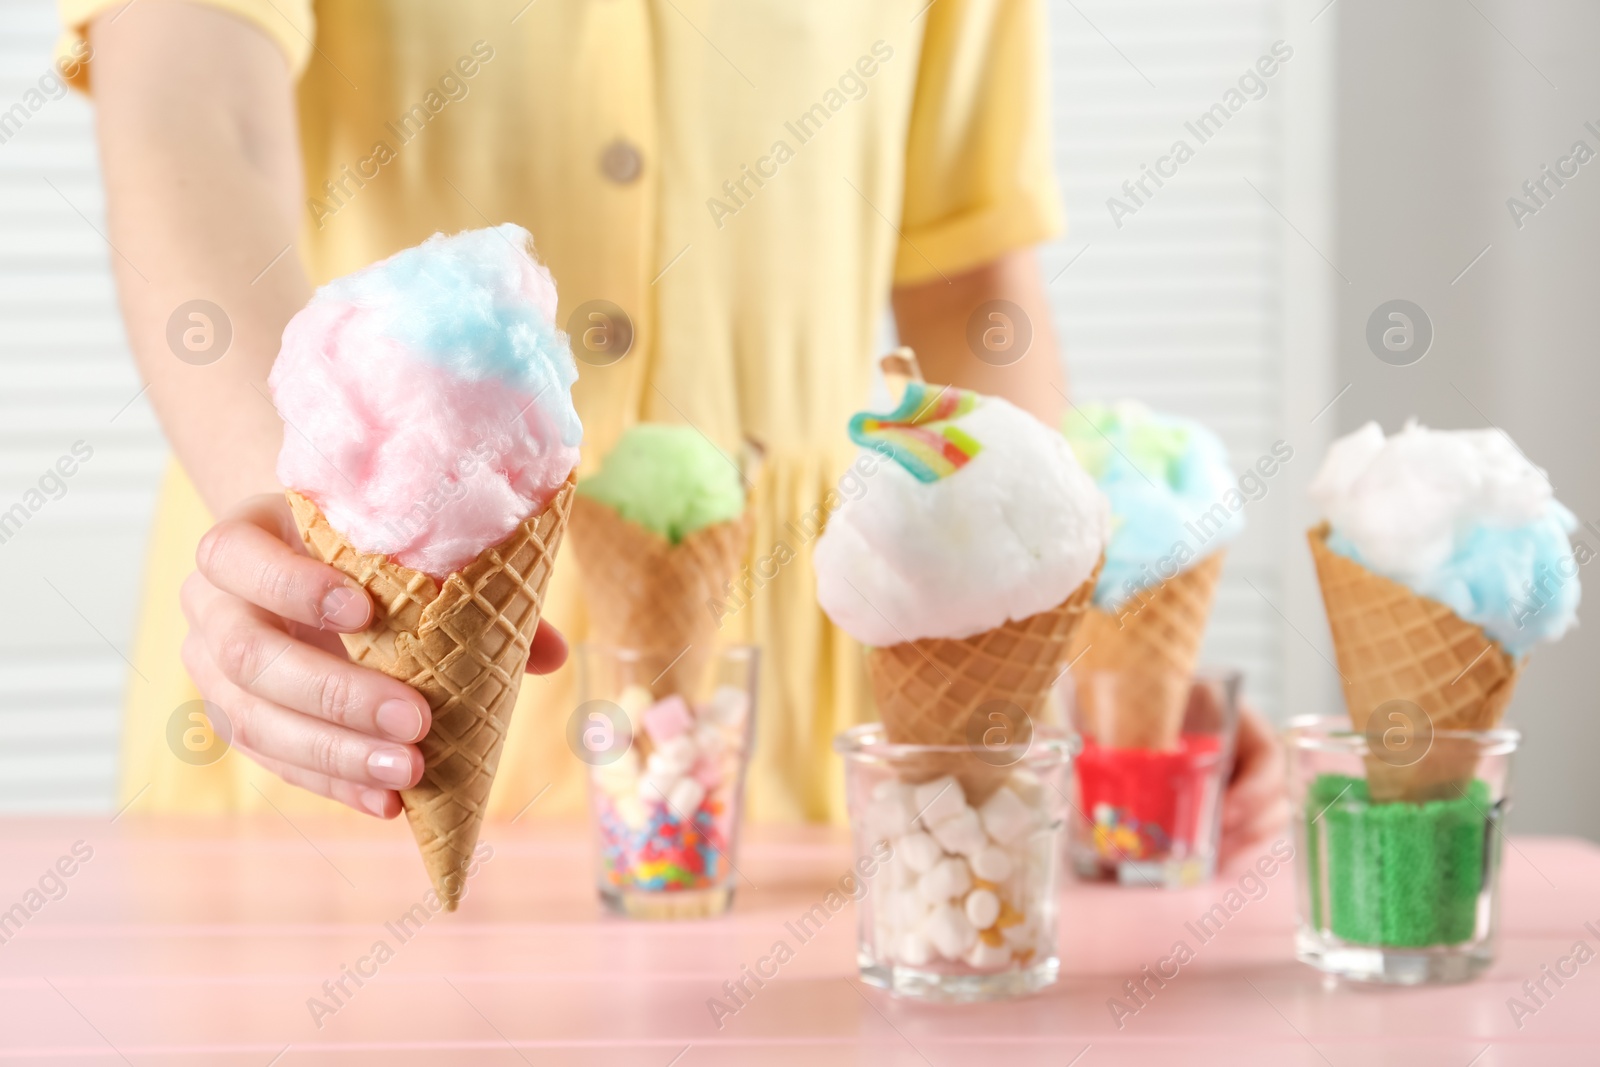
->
xmin=88 ymin=4 xmax=571 ymax=818
xmin=90 ymin=1 xmax=307 ymax=511
xmin=891 ymin=248 xmax=1067 ymax=425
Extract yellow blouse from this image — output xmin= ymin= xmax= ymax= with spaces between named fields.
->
xmin=60 ymin=0 xmax=1061 ymax=824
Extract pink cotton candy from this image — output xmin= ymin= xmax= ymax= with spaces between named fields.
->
xmin=269 ymin=225 xmax=582 ymax=578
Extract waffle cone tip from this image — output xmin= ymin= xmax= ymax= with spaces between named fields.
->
xmin=287 ymin=475 xmax=577 ymax=907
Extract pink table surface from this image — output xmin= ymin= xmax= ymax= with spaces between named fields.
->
xmin=0 ymin=816 xmax=1596 ymax=1066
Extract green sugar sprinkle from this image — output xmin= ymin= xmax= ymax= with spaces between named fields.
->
xmin=1306 ymin=773 xmax=1490 ymax=948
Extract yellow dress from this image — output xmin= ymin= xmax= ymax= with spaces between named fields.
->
xmin=60 ymin=0 xmax=1061 ymax=824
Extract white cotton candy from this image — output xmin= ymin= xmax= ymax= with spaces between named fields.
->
xmin=1310 ymin=420 xmax=1553 ymax=580
xmin=814 ymin=395 xmax=1109 ymax=644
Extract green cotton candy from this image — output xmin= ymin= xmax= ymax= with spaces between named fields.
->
xmin=578 ymin=424 xmax=745 ymax=543
xmin=1306 ymin=774 xmax=1490 ymax=947
xmin=1061 ymin=402 xmax=1191 ymax=484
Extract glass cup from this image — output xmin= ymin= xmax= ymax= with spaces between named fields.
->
xmin=575 ymin=644 xmax=758 ymax=920
xmin=1286 ymin=715 xmax=1519 ymax=984
xmin=835 ymin=723 xmax=1070 ymax=1001
xmin=1062 ymin=669 xmax=1240 ymax=888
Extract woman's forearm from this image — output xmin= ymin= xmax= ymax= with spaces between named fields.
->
xmin=90 ymin=3 xmax=310 ymax=515
xmin=891 ymin=249 xmax=1068 ymax=425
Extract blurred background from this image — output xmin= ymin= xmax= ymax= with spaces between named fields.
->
xmin=1 ymin=0 xmax=1595 ymax=839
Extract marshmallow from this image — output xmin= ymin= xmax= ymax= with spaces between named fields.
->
xmin=965 ymin=939 xmax=1014 ymax=971
xmin=897 ymin=930 xmax=932 ymax=966
xmin=964 ymin=888 xmax=1001 ymax=930
xmin=693 ymin=721 xmax=728 ymax=756
xmin=642 ymin=695 xmax=695 ymax=744
xmin=705 ymin=685 xmax=750 ymax=728
xmin=1002 ymin=919 xmax=1037 ymax=948
xmin=925 ymin=903 xmax=978 ymax=959
xmin=889 ymin=889 xmax=930 ymax=929
xmin=994 ymin=898 xmax=1025 ymax=927
xmin=979 ymin=786 xmax=1036 ymax=845
xmin=917 ymin=856 xmax=972 ymax=904
xmin=691 ymin=756 xmax=724 ymax=790
xmin=667 ymin=776 xmax=706 ymax=816
xmin=898 ymin=832 xmax=942 ymax=874
xmin=913 ymin=776 xmax=967 ymax=827
xmin=882 ymin=850 xmax=916 ymax=891
xmin=1006 ymin=769 xmax=1045 ymax=808
xmin=641 ymin=764 xmax=680 ymax=801
xmin=970 ymin=844 xmax=1014 ymax=883
xmin=927 ymin=806 xmax=986 ymax=857
xmin=872 ymin=779 xmax=911 ymax=804
xmin=868 ymin=794 xmax=917 ymax=840
xmin=656 ymin=735 xmax=699 ymax=774
xmin=645 ymin=752 xmax=683 ymax=783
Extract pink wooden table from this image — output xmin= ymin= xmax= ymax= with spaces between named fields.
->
xmin=0 ymin=816 xmax=1596 ymax=1065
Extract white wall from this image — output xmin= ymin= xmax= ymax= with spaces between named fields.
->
xmin=1044 ymin=0 xmax=1337 ymax=725
xmin=0 ymin=3 xmax=163 ymax=812
xmin=1333 ymin=0 xmax=1600 ymax=840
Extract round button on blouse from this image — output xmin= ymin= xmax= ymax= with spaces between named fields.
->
xmin=599 ymin=140 xmax=643 ymax=184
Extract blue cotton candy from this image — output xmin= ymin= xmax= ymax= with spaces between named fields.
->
xmin=271 ymin=224 xmax=583 ymax=577
xmin=320 ymin=223 xmax=582 ymax=448
xmin=1312 ymin=421 xmax=1581 ymax=657
xmin=1327 ymin=503 xmax=1581 ymax=656
xmin=1064 ymin=403 xmax=1244 ymax=610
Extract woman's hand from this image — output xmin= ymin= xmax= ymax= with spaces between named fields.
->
xmin=1219 ymin=704 xmax=1289 ymax=866
xmin=180 ymin=494 xmax=568 ymax=818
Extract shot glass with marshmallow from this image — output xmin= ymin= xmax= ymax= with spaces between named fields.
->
xmin=835 ymin=723 xmax=1071 ymax=1001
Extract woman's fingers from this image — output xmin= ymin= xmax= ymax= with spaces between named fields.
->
xmin=1220 ymin=795 xmax=1291 ymax=867
xmin=1220 ymin=704 xmax=1289 ymax=854
xmin=234 ymin=742 xmax=402 ymax=819
xmin=196 ymin=497 xmax=373 ymax=633
xmin=526 ymin=618 xmax=568 ymax=674
xmin=1223 ymin=746 xmax=1285 ymax=831
xmin=188 ymin=581 xmax=429 ymax=743
xmin=181 ymin=632 xmax=424 ymax=791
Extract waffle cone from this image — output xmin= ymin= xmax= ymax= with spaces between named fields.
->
xmin=1308 ymin=524 xmax=1520 ymax=801
xmin=569 ymin=495 xmax=752 ymax=698
xmin=1066 ymin=551 xmax=1225 ymax=750
xmin=286 ymin=476 xmax=575 ymax=909
xmin=866 ymin=561 xmax=1102 ymax=803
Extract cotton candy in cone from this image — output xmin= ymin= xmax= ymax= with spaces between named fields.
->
xmin=569 ymin=494 xmax=752 ymax=698
xmin=1066 ymin=551 xmax=1225 ymax=750
xmin=866 ymin=560 xmax=1102 ymax=804
xmin=286 ymin=476 xmax=576 ymax=909
xmin=1307 ymin=524 xmax=1520 ymax=802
